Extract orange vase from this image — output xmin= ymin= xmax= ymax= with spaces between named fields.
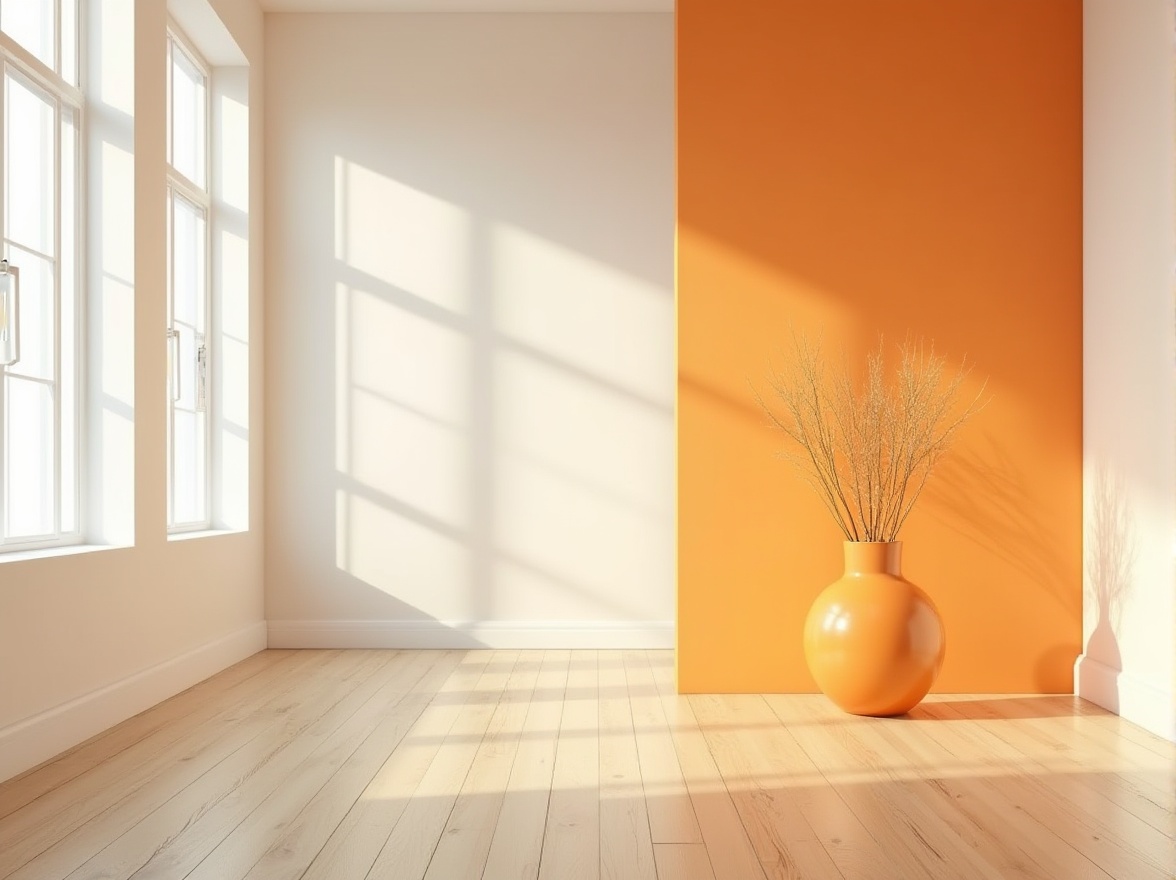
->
xmin=803 ymin=541 xmax=945 ymax=716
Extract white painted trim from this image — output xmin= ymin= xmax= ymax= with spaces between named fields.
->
xmin=1075 ymin=653 xmax=1176 ymax=743
xmin=266 ymin=619 xmax=675 ymax=649
xmin=0 ymin=621 xmax=267 ymax=783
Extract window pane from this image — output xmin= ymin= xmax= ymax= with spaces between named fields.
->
xmin=59 ymin=109 xmax=77 ymax=532
xmin=169 ymin=188 xmax=208 ymax=528
xmin=3 ymin=245 xmax=55 ymax=381
xmin=6 ymin=72 xmax=55 ymax=257
xmin=6 ymin=376 xmax=54 ymax=537
xmin=172 ymin=408 xmax=205 ymax=525
xmin=170 ymin=42 xmax=206 ymax=188
xmin=1 ymin=0 xmax=54 ymax=71
xmin=61 ymin=0 xmax=78 ymax=85
xmin=172 ymin=195 xmax=206 ymax=332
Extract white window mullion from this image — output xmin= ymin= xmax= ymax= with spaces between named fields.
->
xmin=54 ymin=0 xmax=62 ymax=77
xmin=201 ymin=172 xmax=211 ymax=525
xmin=165 ymin=38 xmax=172 ymax=171
xmin=0 ymin=56 xmax=7 ymax=546
xmin=0 ymin=33 xmax=81 ymax=111
xmin=166 ymin=188 xmax=175 ymax=526
xmin=51 ymin=90 xmax=61 ymax=537
xmin=1 ymin=239 xmax=54 ymax=265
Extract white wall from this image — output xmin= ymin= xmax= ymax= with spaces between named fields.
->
xmin=1080 ymin=0 xmax=1176 ymax=741
xmin=264 ymin=13 xmax=674 ymax=647
xmin=0 ymin=0 xmax=267 ymax=782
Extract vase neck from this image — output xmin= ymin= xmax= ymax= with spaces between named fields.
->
xmin=843 ymin=541 xmax=903 ymax=576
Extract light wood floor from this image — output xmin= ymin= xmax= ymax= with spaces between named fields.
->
xmin=0 ymin=650 xmax=1173 ymax=880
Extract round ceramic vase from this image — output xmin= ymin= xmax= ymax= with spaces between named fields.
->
xmin=803 ymin=541 xmax=945 ymax=716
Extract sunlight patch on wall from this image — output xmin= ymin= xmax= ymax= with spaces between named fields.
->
xmin=215 ymin=89 xmax=248 ymax=212
xmin=492 ymin=222 xmax=672 ymax=405
xmin=100 ymin=274 xmax=134 ymax=407
xmin=334 ymin=157 xmax=470 ymax=314
xmin=95 ymin=0 xmax=133 ymax=115
xmin=217 ymin=229 xmax=249 ymax=426
xmin=100 ymin=142 xmax=134 ymax=299
xmin=335 ymin=488 xmax=470 ymax=611
xmin=493 ymin=349 xmax=672 ymax=622
xmin=349 ymin=383 xmax=470 ymax=529
xmin=333 ymin=283 xmax=470 ymax=477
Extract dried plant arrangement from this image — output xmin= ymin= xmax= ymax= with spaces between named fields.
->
xmin=761 ymin=333 xmax=986 ymax=542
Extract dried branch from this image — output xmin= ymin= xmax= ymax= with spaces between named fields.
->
xmin=761 ymin=333 xmax=987 ymax=542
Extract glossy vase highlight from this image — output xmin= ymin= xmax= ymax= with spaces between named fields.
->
xmin=803 ymin=542 xmax=945 ymax=716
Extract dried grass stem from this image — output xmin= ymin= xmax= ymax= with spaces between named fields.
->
xmin=761 ymin=334 xmax=985 ymax=542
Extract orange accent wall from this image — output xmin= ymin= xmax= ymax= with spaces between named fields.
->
xmin=677 ymin=0 xmax=1083 ymax=693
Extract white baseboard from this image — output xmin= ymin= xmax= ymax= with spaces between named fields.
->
xmin=1075 ymin=653 xmax=1176 ymax=743
xmin=266 ymin=618 xmax=675 ymax=650
xmin=0 ymin=621 xmax=268 ymax=784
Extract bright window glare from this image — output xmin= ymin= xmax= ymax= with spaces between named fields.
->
xmin=5 ymin=377 xmax=53 ymax=537
xmin=0 ymin=0 xmax=80 ymax=548
xmin=1 ymin=0 xmax=55 ymax=71
xmin=172 ymin=195 xmax=206 ymax=337
xmin=168 ymin=191 xmax=208 ymax=528
xmin=4 ymin=245 xmax=54 ymax=381
xmin=171 ymin=43 xmax=206 ymax=188
xmin=60 ymin=107 xmax=77 ymax=532
xmin=60 ymin=0 xmax=77 ymax=85
xmin=173 ymin=408 xmax=206 ymax=525
xmin=6 ymin=74 xmax=55 ymax=258
xmin=167 ymin=29 xmax=213 ymax=532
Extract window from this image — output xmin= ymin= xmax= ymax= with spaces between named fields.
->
xmin=0 ymin=1 xmax=81 ymax=551
xmin=166 ymin=27 xmax=210 ymax=531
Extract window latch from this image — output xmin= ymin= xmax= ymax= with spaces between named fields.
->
xmin=196 ymin=343 xmax=208 ymax=412
xmin=0 ymin=261 xmax=20 ymax=367
xmin=167 ymin=327 xmax=181 ymax=401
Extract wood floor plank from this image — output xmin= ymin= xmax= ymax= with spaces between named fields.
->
xmin=20 ymin=651 xmax=396 ymax=880
xmin=58 ymin=651 xmax=413 ymax=880
xmin=421 ymin=651 xmax=544 ymax=880
xmin=538 ymin=649 xmax=600 ymax=880
xmin=653 ymin=843 xmax=716 ymax=880
xmin=688 ymin=693 xmax=869 ymax=880
xmin=0 ymin=650 xmax=361 ymax=880
xmin=188 ymin=650 xmax=463 ymax=880
xmin=802 ymin=696 xmax=1116 ymax=880
xmin=918 ymin=697 xmax=1176 ymax=831
xmin=904 ymin=698 xmax=1176 ymax=880
xmin=599 ymin=650 xmax=657 ymax=880
xmin=237 ymin=651 xmax=465 ymax=880
xmin=925 ymin=697 xmax=1176 ymax=838
xmin=648 ymin=659 xmax=766 ymax=880
xmin=623 ymin=651 xmax=702 ymax=845
xmin=922 ymin=696 xmax=1176 ymax=810
xmin=0 ymin=651 xmax=1169 ymax=880
xmin=481 ymin=650 xmax=571 ymax=880
xmin=766 ymin=695 xmax=1024 ymax=880
xmin=0 ymin=648 xmax=321 ymax=864
xmin=1070 ymin=698 xmax=1176 ymax=760
xmin=0 ymin=649 xmax=290 ymax=822
xmin=118 ymin=652 xmax=436 ymax=880
xmin=298 ymin=649 xmax=496 ymax=880
xmin=168 ymin=650 xmax=424 ymax=880
xmin=362 ymin=650 xmax=522 ymax=880
xmin=770 ymin=694 xmax=1013 ymax=880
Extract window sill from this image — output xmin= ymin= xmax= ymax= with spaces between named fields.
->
xmin=0 ymin=542 xmax=130 ymax=564
xmin=167 ymin=527 xmax=247 ymax=543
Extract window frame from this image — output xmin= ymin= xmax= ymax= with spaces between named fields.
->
xmin=0 ymin=4 xmax=84 ymax=553
xmin=165 ymin=22 xmax=212 ymax=534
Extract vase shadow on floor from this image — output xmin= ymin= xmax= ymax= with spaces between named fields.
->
xmin=898 ymin=695 xmax=1087 ymax=721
